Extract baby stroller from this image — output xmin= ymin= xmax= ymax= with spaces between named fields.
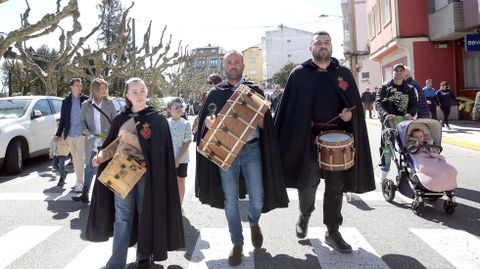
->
xmin=380 ymin=118 xmax=457 ymax=214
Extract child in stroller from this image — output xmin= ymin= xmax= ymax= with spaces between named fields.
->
xmin=381 ymin=118 xmax=457 ymax=214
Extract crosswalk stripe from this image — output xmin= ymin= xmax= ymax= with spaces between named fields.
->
xmin=410 ymin=228 xmax=480 ymax=269
xmin=0 ymin=225 xmax=62 ymax=269
xmin=191 ymin=190 xmax=387 ymax=203
xmin=188 ymin=228 xmax=254 ymax=269
xmin=0 ymin=191 xmax=78 ymax=201
xmin=286 ymin=189 xmax=386 ymax=201
xmin=64 ymin=239 xmax=136 ymax=269
xmin=308 ymin=227 xmax=390 ymax=269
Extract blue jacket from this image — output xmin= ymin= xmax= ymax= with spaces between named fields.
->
xmin=55 ymin=92 xmax=89 ymax=138
xmin=406 ymin=77 xmax=430 ymax=118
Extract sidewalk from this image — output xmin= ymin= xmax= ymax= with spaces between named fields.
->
xmin=366 ymin=118 xmax=480 ymax=151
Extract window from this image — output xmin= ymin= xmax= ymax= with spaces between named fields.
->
xmin=374 ymin=4 xmax=381 ymax=34
xmin=381 ymin=0 xmax=391 ymax=26
xmin=368 ymin=12 xmax=375 ymax=39
xmin=211 ymin=48 xmax=216 ymax=53
xmin=464 ymin=51 xmax=480 ymax=88
xmin=209 ymin=58 xmax=218 ymax=67
xmin=32 ymin=99 xmax=52 ymax=116
xmin=287 ymin=54 xmax=292 ymax=58
xmin=361 ymin=72 xmax=370 ymax=79
xmin=287 ymin=39 xmax=291 ymax=43
xmin=248 ymin=57 xmax=256 ymax=64
xmin=196 ymin=59 xmax=206 ymax=68
xmin=249 ymin=69 xmax=257 ymax=75
xmin=49 ymin=99 xmax=62 ymax=114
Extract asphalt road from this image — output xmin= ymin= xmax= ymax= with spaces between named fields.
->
xmin=0 ymin=119 xmax=479 ymax=269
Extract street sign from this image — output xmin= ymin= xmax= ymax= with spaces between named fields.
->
xmin=464 ymin=34 xmax=480 ymax=52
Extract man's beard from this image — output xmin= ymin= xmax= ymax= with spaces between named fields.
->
xmin=226 ymin=71 xmax=242 ymax=81
xmin=313 ymin=49 xmax=331 ymax=63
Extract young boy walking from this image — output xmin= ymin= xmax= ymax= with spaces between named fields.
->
xmin=167 ymin=98 xmax=192 ymax=204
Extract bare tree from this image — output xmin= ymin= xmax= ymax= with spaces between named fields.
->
xmin=11 ymin=1 xmax=186 ymax=97
xmin=0 ymin=0 xmax=78 ymax=55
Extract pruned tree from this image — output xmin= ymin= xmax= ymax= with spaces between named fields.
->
xmin=11 ymin=1 xmax=186 ymax=97
xmin=0 ymin=0 xmax=78 ymax=56
xmin=162 ymin=59 xmax=206 ymax=99
xmin=271 ymin=62 xmax=297 ymax=88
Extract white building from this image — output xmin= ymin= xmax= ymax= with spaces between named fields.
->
xmin=262 ymin=25 xmax=313 ymax=87
xmin=341 ymin=0 xmax=382 ymax=92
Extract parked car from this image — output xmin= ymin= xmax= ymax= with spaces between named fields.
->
xmin=0 ymin=96 xmax=63 ymax=174
xmin=110 ymin=96 xmax=126 ymax=113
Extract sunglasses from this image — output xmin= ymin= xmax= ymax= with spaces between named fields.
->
xmin=172 ymin=104 xmax=184 ymax=110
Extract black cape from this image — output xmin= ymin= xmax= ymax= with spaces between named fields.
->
xmin=85 ymin=106 xmax=185 ymax=261
xmin=194 ymin=80 xmax=289 ymax=212
xmin=274 ymin=58 xmax=375 ymax=193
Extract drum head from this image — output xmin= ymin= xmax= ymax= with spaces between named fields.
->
xmin=319 ymin=132 xmax=350 ymax=142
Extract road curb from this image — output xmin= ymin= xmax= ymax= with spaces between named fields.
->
xmin=366 ymin=120 xmax=480 ymax=151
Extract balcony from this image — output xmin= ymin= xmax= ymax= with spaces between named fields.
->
xmin=429 ymin=1 xmax=466 ymax=41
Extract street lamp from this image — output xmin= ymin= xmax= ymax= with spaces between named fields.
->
xmin=319 ymin=14 xmax=344 ymax=19
xmin=2 ymin=46 xmax=17 ymax=97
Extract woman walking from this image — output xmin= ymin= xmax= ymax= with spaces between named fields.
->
xmin=437 ymin=81 xmax=458 ymax=129
xmin=85 ymin=77 xmax=184 ymax=268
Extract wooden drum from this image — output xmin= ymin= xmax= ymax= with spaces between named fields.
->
xmin=315 ymin=130 xmax=355 ymax=171
xmin=197 ymin=84 xmax=270 ymax=170
xmin=98 ymin=149 xmax=147 ymax=199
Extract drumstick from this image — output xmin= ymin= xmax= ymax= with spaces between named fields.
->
xmin=311 ymin=105 xmax=356 ymax=127
xmin=325 ymin=105 xmax=356 ymax=124
xmin=208 ymin=103 xmax=217 ymax=116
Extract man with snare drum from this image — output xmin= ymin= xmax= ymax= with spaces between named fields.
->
xmin=274 ymin=31 xmax=375 ymax=253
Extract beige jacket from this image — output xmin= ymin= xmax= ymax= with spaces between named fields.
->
xmin=97 ymin=117 xmax=144 ymax=163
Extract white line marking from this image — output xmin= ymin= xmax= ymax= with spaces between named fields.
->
xmin=0 ymin=191 xmax=78 ymax=201
xmin=0 ymin=225 xmax=62 ymax=269
xmin=64 ymin=239 xmax=136 ymax=269
xmin=309 ymin=227 xmax=390 ymax=269
xmin=188 ymin=227 xmax=254 ymax=269
xmin=410 ymin=228 xmax=480 ymax=269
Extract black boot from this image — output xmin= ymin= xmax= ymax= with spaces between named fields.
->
xmin=325 ymin=230 xmax=352 ymax=253
xmin=56 ymin=173 xmax=66 ymax=187
xmin=72 ymin=187 xmax=89 ymax=203
xmin=296 ymin=215 xmax=310 ymax=239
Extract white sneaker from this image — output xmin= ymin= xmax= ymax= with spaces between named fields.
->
xmin=378 ymin=171 xmax=388 ymax=183
xmin=74 ymin=184 xmax=83 ymax=193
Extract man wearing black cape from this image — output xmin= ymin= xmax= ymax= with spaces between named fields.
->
xmin=274 ymin=31 xmax=375 ymax=253
xmin=85 ymin=78 xmax=184 ymax=267
xmin=195 ymin=51 xmax=289 ymax=266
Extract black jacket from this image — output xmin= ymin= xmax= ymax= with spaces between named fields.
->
xmin=274 ymin=58 xmax=375 ymax=193
xmin=375 ymin=80 xmax=418 ymax=122
xmin=55 ymin=92 xmax=88 ymax=138
xmin=85 ymin=106 xmax=185 ymax=261
xmin=194 ymin=80 xmax=289 ymax=212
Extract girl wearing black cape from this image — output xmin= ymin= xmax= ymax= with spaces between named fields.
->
xmin=85 ymin=78 xmax=184 ymax=268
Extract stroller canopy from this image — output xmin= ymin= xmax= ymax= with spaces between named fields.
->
xmin=396 ymin=119 xmax=442 ymax=149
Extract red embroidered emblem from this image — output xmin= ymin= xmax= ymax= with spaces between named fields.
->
xmin=338 ymin=77 xmax=349 ymax=90
xmin=140 ymin=122 xmax=152 ymax=140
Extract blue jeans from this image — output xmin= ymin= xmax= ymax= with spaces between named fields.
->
xmin=52 ymin=156 xmax=66 ymax=177
xmin=219 ymin=140 xmax=264 ymax=246
xmin=83 ymin=150 xmax=98 ymax=191
xmin=105 ymin=175 xmax=149 ymax=269
xmin=381 ymin=151 xmax=392 ymax=172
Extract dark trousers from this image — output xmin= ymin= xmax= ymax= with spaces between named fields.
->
xmin=440 ymin=105 xmax=451 ymax=126
xmin=428 ymin=104 xmax=437 ymax=120
xmin=298 ymin=170 xmax=345 ymax=231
